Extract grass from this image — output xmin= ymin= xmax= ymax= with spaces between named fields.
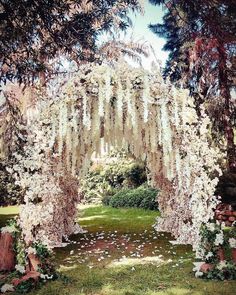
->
xmin=0 ymin=205 xmax=19 ymax=227
xmin=78 ymin=205 xmax=160 ymax=233
xmin=0 ymin=205 xmax=236 ymax=295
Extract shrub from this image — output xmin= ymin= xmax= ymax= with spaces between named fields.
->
xmin=80 ymin=154 xmax=147 ymax=204
xmin=106 ymin=186 xmax=159 ymax=210
xmin=102 ymin=195 xmax=113 ymax=206
xmin=102 ymin=161 xmax=147 ymax=188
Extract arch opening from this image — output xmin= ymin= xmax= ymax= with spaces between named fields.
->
xmin=11 ymin=63 xmax=221 ymax=255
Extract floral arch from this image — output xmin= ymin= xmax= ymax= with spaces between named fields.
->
xmin=11 ymin=63 xmax=221 ymax=255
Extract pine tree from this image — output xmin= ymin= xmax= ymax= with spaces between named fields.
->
xmin=149 ymin=0 xmax=236 ymax=172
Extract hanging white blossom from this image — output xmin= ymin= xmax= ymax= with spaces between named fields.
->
xmin=11 ymin=63 xmax=223 ymax=256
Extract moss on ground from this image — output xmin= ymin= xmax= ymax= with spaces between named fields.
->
xmin=0 ymin=205 xmax=235 ymax=295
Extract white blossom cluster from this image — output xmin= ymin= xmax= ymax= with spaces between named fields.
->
xmin=0 ymin=284 xmax=14 ymax=293
xmin=214 ymin=231 xmax=224 ymax=246
xmin=229 ymin=238 xmax=236 ymax=248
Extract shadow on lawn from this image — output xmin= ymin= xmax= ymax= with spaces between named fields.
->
xmin=0 ymin=213 xmax=17 ymax=228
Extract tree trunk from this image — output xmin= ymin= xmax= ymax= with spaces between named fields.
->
xmin=218 ymin=43 xmax=236 ymax=173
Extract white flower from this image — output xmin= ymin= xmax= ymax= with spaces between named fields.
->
xmin=1 ymin=226 xmax=16 ymax=234
xmin=27 ymin=247 xmax=37 ymax=255
xmin=229 ymin=238 xmax=236 ymax=248
xmin=192 ymin=261 xmax=205 ymax=272
xmin=40 ymin=273 xmax=53 ymax=280
xmin=205 ymin=252 xmax=213 ymax=260
xmin=206 ymin=223 xmax=215 ymax=232
xmin=195 ymin=271 xmax=203 ymax=278
xmin=15 ymin=264 xmax=26 ymax=274
xmin=214 ymin=232 xmax=224 ymax=246
xmin=216 ymin=261 xmax=227 ymax=270
xmin=1 ymin=284 xmax=14 ymax=293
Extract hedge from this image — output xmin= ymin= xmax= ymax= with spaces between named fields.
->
xmin=103 ymin=186 xmax=159 ymax=210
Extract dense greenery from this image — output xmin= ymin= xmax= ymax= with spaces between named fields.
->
xmin=81 ymin=156 xmax=147 ymax=204
xmin=103 ymin=186 xmax=159 ymax=210
xmin=0 ymin=0 xmax=142 ymax=84
xmin=149 ymin=0 xmax=236 ymax=171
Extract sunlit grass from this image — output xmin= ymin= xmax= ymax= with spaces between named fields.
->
xmin=0 ymin=205 xmax=19 ymax=215
xmin=77 ymin=205 xmax=160 ymax=233
xmin=0 ymin=205 xmax=236 ymax=294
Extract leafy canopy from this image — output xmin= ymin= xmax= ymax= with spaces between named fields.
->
xmin=0 ymin=0 xmax=142 ymax=84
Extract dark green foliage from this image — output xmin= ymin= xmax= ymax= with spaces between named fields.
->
xmin=33 ymin=242 xmax=50 ymax=260
xmin=204 ymin=262 xmax=236 ymax=280
xmin=102 ymin=161 xmax=147 ymax=188
xmin=215 ymin=172 xmax=236 ymax=207
xmin=0 ymin=162 xmax=24 ymax=206
xmin=81 ymin=158 xmax=147 ymax=204
xmin=15 ymin=279 xmax=38 ymax=294
xmin=149 ymin=0 xmax=236 ymax=170
xmin=105 ymin=186 xmax=159 ymax=210
xmin=0 ymin=0 xmax=141 ymax=84
xmin=101 ymin=195 xmax=113 ymax=206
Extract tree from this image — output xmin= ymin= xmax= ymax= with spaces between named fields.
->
xmin=98 ymin=39 xmax=149 ymax=66
xmin=149 ymin=0 xmax=236 ymax=172
xmin=0 ymin=0 xmax=142 ymax=84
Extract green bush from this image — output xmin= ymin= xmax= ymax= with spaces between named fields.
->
xmin=102 ymin=161 xmax=147 ymax=188
xmin=80 ymin=155 xmax=147 ymax=204
xmin=105 ymin=186 xmax=159 ymax=210
xmin=102 ymin=195 xmax=113 ymax=206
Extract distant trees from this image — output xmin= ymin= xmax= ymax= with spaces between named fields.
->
xmin=0 ymin=0 xmax=142 ymax=84
xmin=149 ymin=0 xmax=236 ymax=172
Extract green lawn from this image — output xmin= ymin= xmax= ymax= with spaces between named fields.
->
xmin=0 ymin=206 xmax=19 ymax=228
xmin=0 ymin=205 xmax=235 ymax=295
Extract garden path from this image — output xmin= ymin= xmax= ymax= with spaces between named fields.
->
xmin=55 ymin=205 xmax=192 ymax=270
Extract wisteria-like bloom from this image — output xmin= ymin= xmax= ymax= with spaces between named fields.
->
xmin=5 ymin=63 xmax=222 ymax=255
